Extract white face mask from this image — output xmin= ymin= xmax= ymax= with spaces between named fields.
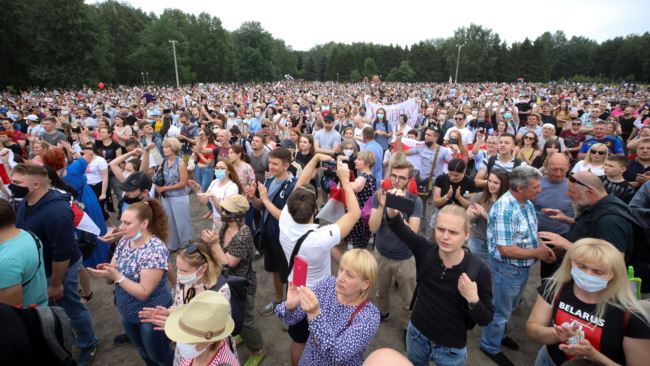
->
xmin=176 ymin=343 xmax=207 ymax=359
xmin=177 ymin=267 xmax=203 ymax=285
xmin=343 ymin=149 xmax=354 ymax=157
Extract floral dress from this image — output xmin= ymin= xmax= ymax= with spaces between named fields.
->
xmin=347 ymin=172 xmax=375 ymax=249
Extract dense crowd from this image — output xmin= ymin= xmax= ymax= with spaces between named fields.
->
xmin=0 ymin=80 xmax=649 ymax=366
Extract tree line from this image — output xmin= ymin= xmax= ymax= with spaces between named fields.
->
xmin=1 ymin=0 xmax=649 ymax=88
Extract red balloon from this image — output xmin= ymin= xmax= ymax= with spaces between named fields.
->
xmin=98 ymin=82 xmax=105 ymax=90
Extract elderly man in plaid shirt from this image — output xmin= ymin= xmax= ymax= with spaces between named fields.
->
xmin=479 ymin=166 xmax=556 ymax=366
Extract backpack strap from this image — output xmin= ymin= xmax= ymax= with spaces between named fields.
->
xmin=288 ymin=230 xmax=315 ymax=275
xmin=486 ymin=155 xmax=498 ymax=175
xmin=35 ymin=307 xmax=74 ymax=364
xmin=409 ymin=247 xmax=438 ymax=311
xmin=22 ymin=230 xmax=42 ymax=287
xmin=426 ymin=146 xmax=441 ymax=192
xmin=464 ymin=249 xmax=482 ymax=281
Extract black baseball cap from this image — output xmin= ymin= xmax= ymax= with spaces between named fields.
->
xmin=120 ymin=171 xmax=152 ymax=192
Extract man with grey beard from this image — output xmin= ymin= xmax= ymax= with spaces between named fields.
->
xmin=538 ymin=171 xmax=634 ymax=265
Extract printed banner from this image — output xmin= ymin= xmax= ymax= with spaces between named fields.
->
xmin=364 ymin=97 xmax=420 ymax=128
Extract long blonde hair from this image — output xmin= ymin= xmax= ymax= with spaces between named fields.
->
xmin=544 ymin=238 xmax=650 ymax=325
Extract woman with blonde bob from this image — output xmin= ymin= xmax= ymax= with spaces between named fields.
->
xmin=526 ymin=238 xmax=650 ymax=366
xmin=276 ymin=249 xmax=380 ymax=366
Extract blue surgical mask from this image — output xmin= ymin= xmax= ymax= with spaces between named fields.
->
xmin=571 ymin=266 xmax=609 ymax=293
xmin=503 ymin=112 xmax=512 ymax=120
xmin=129 ymin=224 xmax=144 ymax=242
xmin=228 ymin=112 xmax=235 ymax=118
xmin=214 ymin=169 xmax=226 ymax=180
xmin=377 ymin=113 xmax=384 ymax=120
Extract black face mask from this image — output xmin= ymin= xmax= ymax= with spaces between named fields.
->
xmin=123 ymin=194 xmax=143 ymax=205
xmin=9 ymin=184 xmax=29 ymax=198
xmin=221 ymin=211 xmax=245 ymax=223
xmin=425 ymin=141 xmax=434 ymax=147
xmin=449 ymin=138 xmax=459 ymax=145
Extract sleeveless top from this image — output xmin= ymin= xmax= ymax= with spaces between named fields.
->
xmin=163 ymin=156 xmax=189 ymax=197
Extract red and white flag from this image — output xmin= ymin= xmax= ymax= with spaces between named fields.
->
xmin=315 ymin=171 xmax=355 ymax=224
xmin=392 ymin=136 xmax=425 ymax=152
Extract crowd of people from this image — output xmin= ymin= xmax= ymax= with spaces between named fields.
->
xmin=1 ymin=80 xmax=650 ymax=366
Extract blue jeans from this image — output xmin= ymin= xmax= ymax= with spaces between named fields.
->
xmin=122 ymin=320 xmax=173 ymax=366
xmin=534 ymin=346 xmax=556 ymax=366
xmin=194 ymin=165 xmax=215 ymax=211
xmin=468 ymin=236 xmax=489 ymax=263
xmin=406 ymin=321 xmax=467 ymax=366
xmin=480 ymin=258 xmax=530 ymax=354
xmin=49 ymin=258 xmax=99 ymax=350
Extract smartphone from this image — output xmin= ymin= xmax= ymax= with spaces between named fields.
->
xmin=293 ymin=255 xmax=308 ymax=287
xmin=385 ymin=193 xmax=415 ymax=215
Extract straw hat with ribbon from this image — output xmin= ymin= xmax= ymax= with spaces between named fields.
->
xmin=164 ymin=290 xmax=234 ymax=344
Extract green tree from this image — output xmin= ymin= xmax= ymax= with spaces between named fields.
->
xmin=362 ymin=57 xmax=378 ymax=78
xmin=349 ymin=69 xmax=362 ymax=82
xmin=387 ymin=61 xmax=415 ymax=82
xmin=232 ymin=22 xmax=274 ymax=81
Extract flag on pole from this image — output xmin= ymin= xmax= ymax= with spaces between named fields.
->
xmin=392 ymin=136 xmax=425 ymax=152
xmin=315 ymin=170 xmax=355 ymax=224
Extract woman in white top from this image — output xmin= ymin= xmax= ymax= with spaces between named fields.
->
xmin=113 ymin=115 xmax=133 ymax=146
xmin=189 ymin=159 xmax=243 ymax=231
xmin=571 ymin=142 xmax=608 ymax=176
xmin=84 ymin=145 xmax=110 ymax=219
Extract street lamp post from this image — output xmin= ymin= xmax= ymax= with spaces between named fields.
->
xmin=169 ymin=40 xmax=180 ymax=88
xmin=141 ymin=72 xmax=145 ymax=87
xmin=454 ymin=44 xmax=463 ymax=84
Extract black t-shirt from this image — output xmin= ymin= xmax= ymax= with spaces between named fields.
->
xmin=434 ymin=174 xmax=477 ymax=207
xmin=541 ymin=114 xmax=557 ymax=128
xmin=515 ymin=101 xmax=532 ymax=124
xmin=95 ymin=140 xmax=122 ymax=162
xmin=618 ymin=117 xmax=636 ymax=141
xmin=539 ymin=279 xmax=650 ymax=365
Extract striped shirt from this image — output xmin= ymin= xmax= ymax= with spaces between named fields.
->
xmin=487 ymin=191 xmax=539 ymax=267
xmin=179 ymin=340 xmax=239 ymax=366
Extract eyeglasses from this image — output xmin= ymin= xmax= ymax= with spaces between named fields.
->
xmin=524 ymin=136 xmax=535 ymax=140
xmin=454 ymin=117 xmax=464 ymax=121
xmin=590 ymin=149 xmax=607 ymax=155
xmin=389 ymin=174 xmax=409 ymax=183
xmin=568 ymin=174 xmax=594 ymax=191
xmin=572 ymin=122 xmax=582 ymax=126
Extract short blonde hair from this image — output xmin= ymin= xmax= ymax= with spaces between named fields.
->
xmin=356 ymin=150 xmax=376 ymax=169
xmin=162 ymin=137 xmax=182 ymax=153
xmin=437 ymin=204 xmax=470 ymax=235
xmin=339 ymin=249 xmax=378 ymax=299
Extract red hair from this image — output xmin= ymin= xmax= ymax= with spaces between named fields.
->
xmin=41 ymin=147 xmax=67 ymax=171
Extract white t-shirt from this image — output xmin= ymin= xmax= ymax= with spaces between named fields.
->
xmin=206 ymin=180 xmax=239 ymax=219
xmin=571 ymin=160 xmax=605 ymax=176
xmin=279 ymin=206 xmax=341 ymax=288
xmin=443 ymin=126 xmax=473 ymax=145
xmin=85 ymin=156 xmax=108 ymax=185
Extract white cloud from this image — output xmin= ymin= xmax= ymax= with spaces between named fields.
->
xmin=87 ymin=0 xmax=649 ymax=51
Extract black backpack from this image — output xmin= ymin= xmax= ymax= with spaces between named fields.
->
xmin=4 ymin=305 xmax=75 ymax=366
xmin=486 ymin=155 xmax=522 ymax=175
xmin=589 ymin=207 xmax=650 ymax=292
xmin=212 ymin=273 xmax=249 ymax=336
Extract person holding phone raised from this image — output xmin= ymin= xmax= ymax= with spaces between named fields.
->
xmin=277 ymin=153 xmax=361 ymax=366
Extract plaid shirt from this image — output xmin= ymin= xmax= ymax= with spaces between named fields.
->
xmin=487 ymin=191 xmax=539 ymax=267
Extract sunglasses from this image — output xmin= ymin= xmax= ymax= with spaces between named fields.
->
xmin=568 ymin=174 xmax=594 ymax=191
xmin=524 ymin=136 xmax=535 ymax=140
xmin=572 ymin=122 xmax=582 ymax=126
xmin=590 ymin=149 xmax=607 ymax=155
xmin=454 ymin=117 xmax=464 ymax=120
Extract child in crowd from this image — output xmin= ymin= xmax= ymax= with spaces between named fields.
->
xmin=600 ymin=154 xmax=636 ymax=203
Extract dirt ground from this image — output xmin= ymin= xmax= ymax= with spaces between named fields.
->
xmin=87 ymin=197 xmax=542 ymax=366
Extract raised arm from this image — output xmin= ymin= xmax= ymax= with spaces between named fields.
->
xmin=335 ymin=163 xmax=361 ymax=238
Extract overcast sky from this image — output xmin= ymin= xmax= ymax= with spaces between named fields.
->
xmin=88 ymin=0 xmax=649 ymax=51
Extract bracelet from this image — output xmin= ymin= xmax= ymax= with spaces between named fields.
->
xmin=114 ymin=275 xmax=126 ymax=285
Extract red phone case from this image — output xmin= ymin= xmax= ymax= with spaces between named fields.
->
xmin=293 ymin=255 xmax=308 ymax=288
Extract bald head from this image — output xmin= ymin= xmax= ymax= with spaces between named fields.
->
xmin=545 ymin=153 xmax=570 ymax=183
xmin=574 ymin=171 xmax=606 ymax=194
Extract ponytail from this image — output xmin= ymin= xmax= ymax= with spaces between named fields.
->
xmin=125 ymin=198 xmax=169 ymax=242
